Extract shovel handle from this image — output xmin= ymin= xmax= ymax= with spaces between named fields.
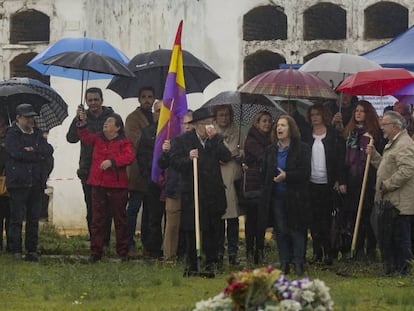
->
xmin=351 ymin=135 xmax=374 ymax=257
xmin=193 ymin=157 xmax=201 ymax=258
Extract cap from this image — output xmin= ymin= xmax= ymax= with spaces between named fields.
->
xmin=16 ymin=103 xmax=37 ymax=117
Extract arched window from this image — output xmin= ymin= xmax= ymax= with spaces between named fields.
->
xmin=303 ymin=50 xmax=337 ymax=63
xmin=10 ymin=53 xmax=50 ymax=85
xmin=243 ymin=5 xmax=287 ymax=41
xmin=364 ymin=2 xmax=407 ymax=39
xmin=10 ymin=10 xmax=50 ymax=44
xmin=303 ymin=3 xmax=346 ymax=40
xmin=244 ymin=50 xmax=286 ymax=82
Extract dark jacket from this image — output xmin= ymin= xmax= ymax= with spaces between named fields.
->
xmin=292 ymin=110 xmax=312 ymax=143
xmin=244 ymin=126 xmax=272 ymax=192
xmin=5 ymin=123 xmax=54 ymax=189
xmin=77 ymin=126 xmax=134 ymax=188
xmin=170 ymin=130 xmax=231 ymax=230
xmin=305 ymin=126 xmax=346 ymax=187
xmin=136 ymin=122 xmax=158 ymax=188
xmin=261 ymin=138 xmax=311 ymax=230
xmin=157 ymin=147 xmax=180 ymax=199
xmin=66 ymin=106 xmax=114 ymax=181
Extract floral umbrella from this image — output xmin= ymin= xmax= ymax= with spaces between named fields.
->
xmin=238 ymin=68 xmax=337 ymax=100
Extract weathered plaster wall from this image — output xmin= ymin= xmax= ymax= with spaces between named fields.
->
xmin=0 ymin=0 xmax=413 ymax=230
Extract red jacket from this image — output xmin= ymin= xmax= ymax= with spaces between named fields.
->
xmin=77 ymin=127 xmax=135 ymax=188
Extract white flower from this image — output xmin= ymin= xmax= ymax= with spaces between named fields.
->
xmin=301 ymin=289 xmax=315 ymax=303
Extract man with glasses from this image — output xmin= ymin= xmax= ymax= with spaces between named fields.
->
xmin=367 ymin=111 xmax=414 ymax=275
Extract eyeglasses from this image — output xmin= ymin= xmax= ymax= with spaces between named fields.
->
xmin=381 ymin=122 xmax=395 ymax=126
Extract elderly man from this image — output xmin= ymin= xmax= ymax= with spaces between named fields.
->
xmin=368 ymin=111 xmax=414 ymax=275
xmin=170 ymin=107 xmax=231 ymax=276
xmin=5 ymin=104 xmax=54 ymax=261
xmin=393 ymin=101 xmax=414 ymax=137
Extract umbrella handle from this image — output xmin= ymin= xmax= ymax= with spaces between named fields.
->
xmin=193 ymin=157 xmax=201 ymax=258
xmin=351 ymin=135 xmax=374 ymax=257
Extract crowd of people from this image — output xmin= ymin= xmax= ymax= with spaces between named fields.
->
xmin=1 ymin=86 xmax=413 ymax=278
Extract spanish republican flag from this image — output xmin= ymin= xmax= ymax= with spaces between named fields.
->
xmin=151 ymin=20 xmax=188 ymax=183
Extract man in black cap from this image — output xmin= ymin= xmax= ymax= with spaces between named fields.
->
xmin=170 ymin=107 xmax=231 ymax=276
xmin=5 ymin=103 xmax=54 ymax=261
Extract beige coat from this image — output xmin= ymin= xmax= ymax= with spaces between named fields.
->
xmin=371 ymin=129 xmax=414 ymax=215
xmin=216 ymin=123 xmax=243 ymax=219
xmin=125 ymin=107 xmax=150 ymax=192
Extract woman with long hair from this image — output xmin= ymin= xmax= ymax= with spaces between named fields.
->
xmin=243 ymin=111 xmax=272 ymax=264
xmin=305 ymin=104 xmax=346 ymax=265
xmin=261 ymin=115 xmax=311 ymax=275
xmin=342 ymin=100 xmax=385 ymax=260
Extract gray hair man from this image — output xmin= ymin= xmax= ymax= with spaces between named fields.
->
xmin=367 ymin=111 xmax=414 ymax=275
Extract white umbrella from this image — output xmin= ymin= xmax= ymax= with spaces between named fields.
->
xmin=299 ymin=53 xmax=382 ymax=89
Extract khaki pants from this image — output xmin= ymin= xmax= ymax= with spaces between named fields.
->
xmin=163 ymin=196 xmax=181 ymax=260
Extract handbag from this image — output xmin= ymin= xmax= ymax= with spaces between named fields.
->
xmin=242 ymin=167 xmax=262 ymax=199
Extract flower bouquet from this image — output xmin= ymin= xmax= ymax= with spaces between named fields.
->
xmin=193 ymin=266 xmax=334 ymax=311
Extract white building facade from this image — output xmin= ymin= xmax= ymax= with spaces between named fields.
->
xmin=0 ymin=0 xmax=412 ymax=230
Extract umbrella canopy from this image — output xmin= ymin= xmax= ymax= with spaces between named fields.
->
xmin=107 ymin=48 xmax=220 ymax=99
xmin=41 ymin=51 xmax=135 ymax=78
xmin=336 ymin=68 xmax=414 ymax=96
xmin=392 ymin=81 xmax=414 ymax=104
xmin=299 ymin=53 xmax=382 ymax=89
xmin=0 ymin=78 xmax=68 ymax=131
xmin=28 ymin=37 xmax=130 ymax=80
xmin=202 ymin=91 xmax=285 ymax=126
xmin=238 ymin=68 xmax=337 ymax=100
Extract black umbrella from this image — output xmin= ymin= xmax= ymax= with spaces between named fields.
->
xmin=202 ymin=91 xmax=285 ymax=147
xmin=202 ymin=91 xmax=285 ymax=126
xmin=41 ymin=50 xmax=136 ymax=78
xmin=107 ymin=49 xmax=220 ymax=99
xmin=0 ymin=78 xmax=69 ymax=131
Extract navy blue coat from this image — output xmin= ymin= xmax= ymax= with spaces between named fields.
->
xmin=5 ymin=123 xmax=54 ymax=189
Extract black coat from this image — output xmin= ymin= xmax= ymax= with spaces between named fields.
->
xmin=261 ymin=138 xmax=311 ymax=230
xmin=66 ymin=106 xmax=114 ymax=181
xmin=5 ymin=124 xmax=54 ymax=189
xmin=304 ymin=126 xmax=346 ymax=187
xmin=170 ymin=130 xmax=231 ymax=230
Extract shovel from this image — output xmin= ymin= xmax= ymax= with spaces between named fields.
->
xmin=351 ymin=135 xmax=374 ymax=258
xmin=191 ymin=157 xmax=215 ymax=278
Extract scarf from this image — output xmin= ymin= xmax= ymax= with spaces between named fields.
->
xmin=346 ymin=126 xmax=370 ymax=176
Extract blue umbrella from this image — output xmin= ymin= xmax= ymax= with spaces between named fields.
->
xmin=27 ymin=37 xmax=129 ymax=80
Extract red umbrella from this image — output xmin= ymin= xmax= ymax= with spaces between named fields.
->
xmin=337 ymin=68 xmax=414 ymax=96
xmin=238 ymin=68 xmax=337 ymax=100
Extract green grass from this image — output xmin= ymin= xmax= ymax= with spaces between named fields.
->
xmin=0 ymin=224 xmax=413 ymax=310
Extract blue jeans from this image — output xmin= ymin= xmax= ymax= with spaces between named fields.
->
xmin=385 ymin=215 xmax=412 ymax=274
xmin=126 ymin=191 xmax=147 ymax=249
xmin=271 ymin=198 xmax=306 ymax=265
xmin=8 ymin=187 xmax=43 ymax=253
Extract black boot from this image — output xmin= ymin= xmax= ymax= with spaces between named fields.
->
xmin=280 ymin=262 xmax=290 ymax=275
xmin=295 ymin=263 xmax=304 ymax=276
xmin=246 ymin=250 xmax=254 ymax=264
xmin=255 ymin=249 xmax=264 ymax=265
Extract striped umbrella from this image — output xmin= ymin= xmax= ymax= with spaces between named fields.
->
xmin=239 ymin=68 xmax=337 ymax=100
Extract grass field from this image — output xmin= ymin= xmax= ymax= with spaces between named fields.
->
xmin=0 ymin=224 xmax=413 ymax=310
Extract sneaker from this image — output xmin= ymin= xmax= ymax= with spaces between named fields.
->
xmin=25 ymin=252 xmax=39 ymax=262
